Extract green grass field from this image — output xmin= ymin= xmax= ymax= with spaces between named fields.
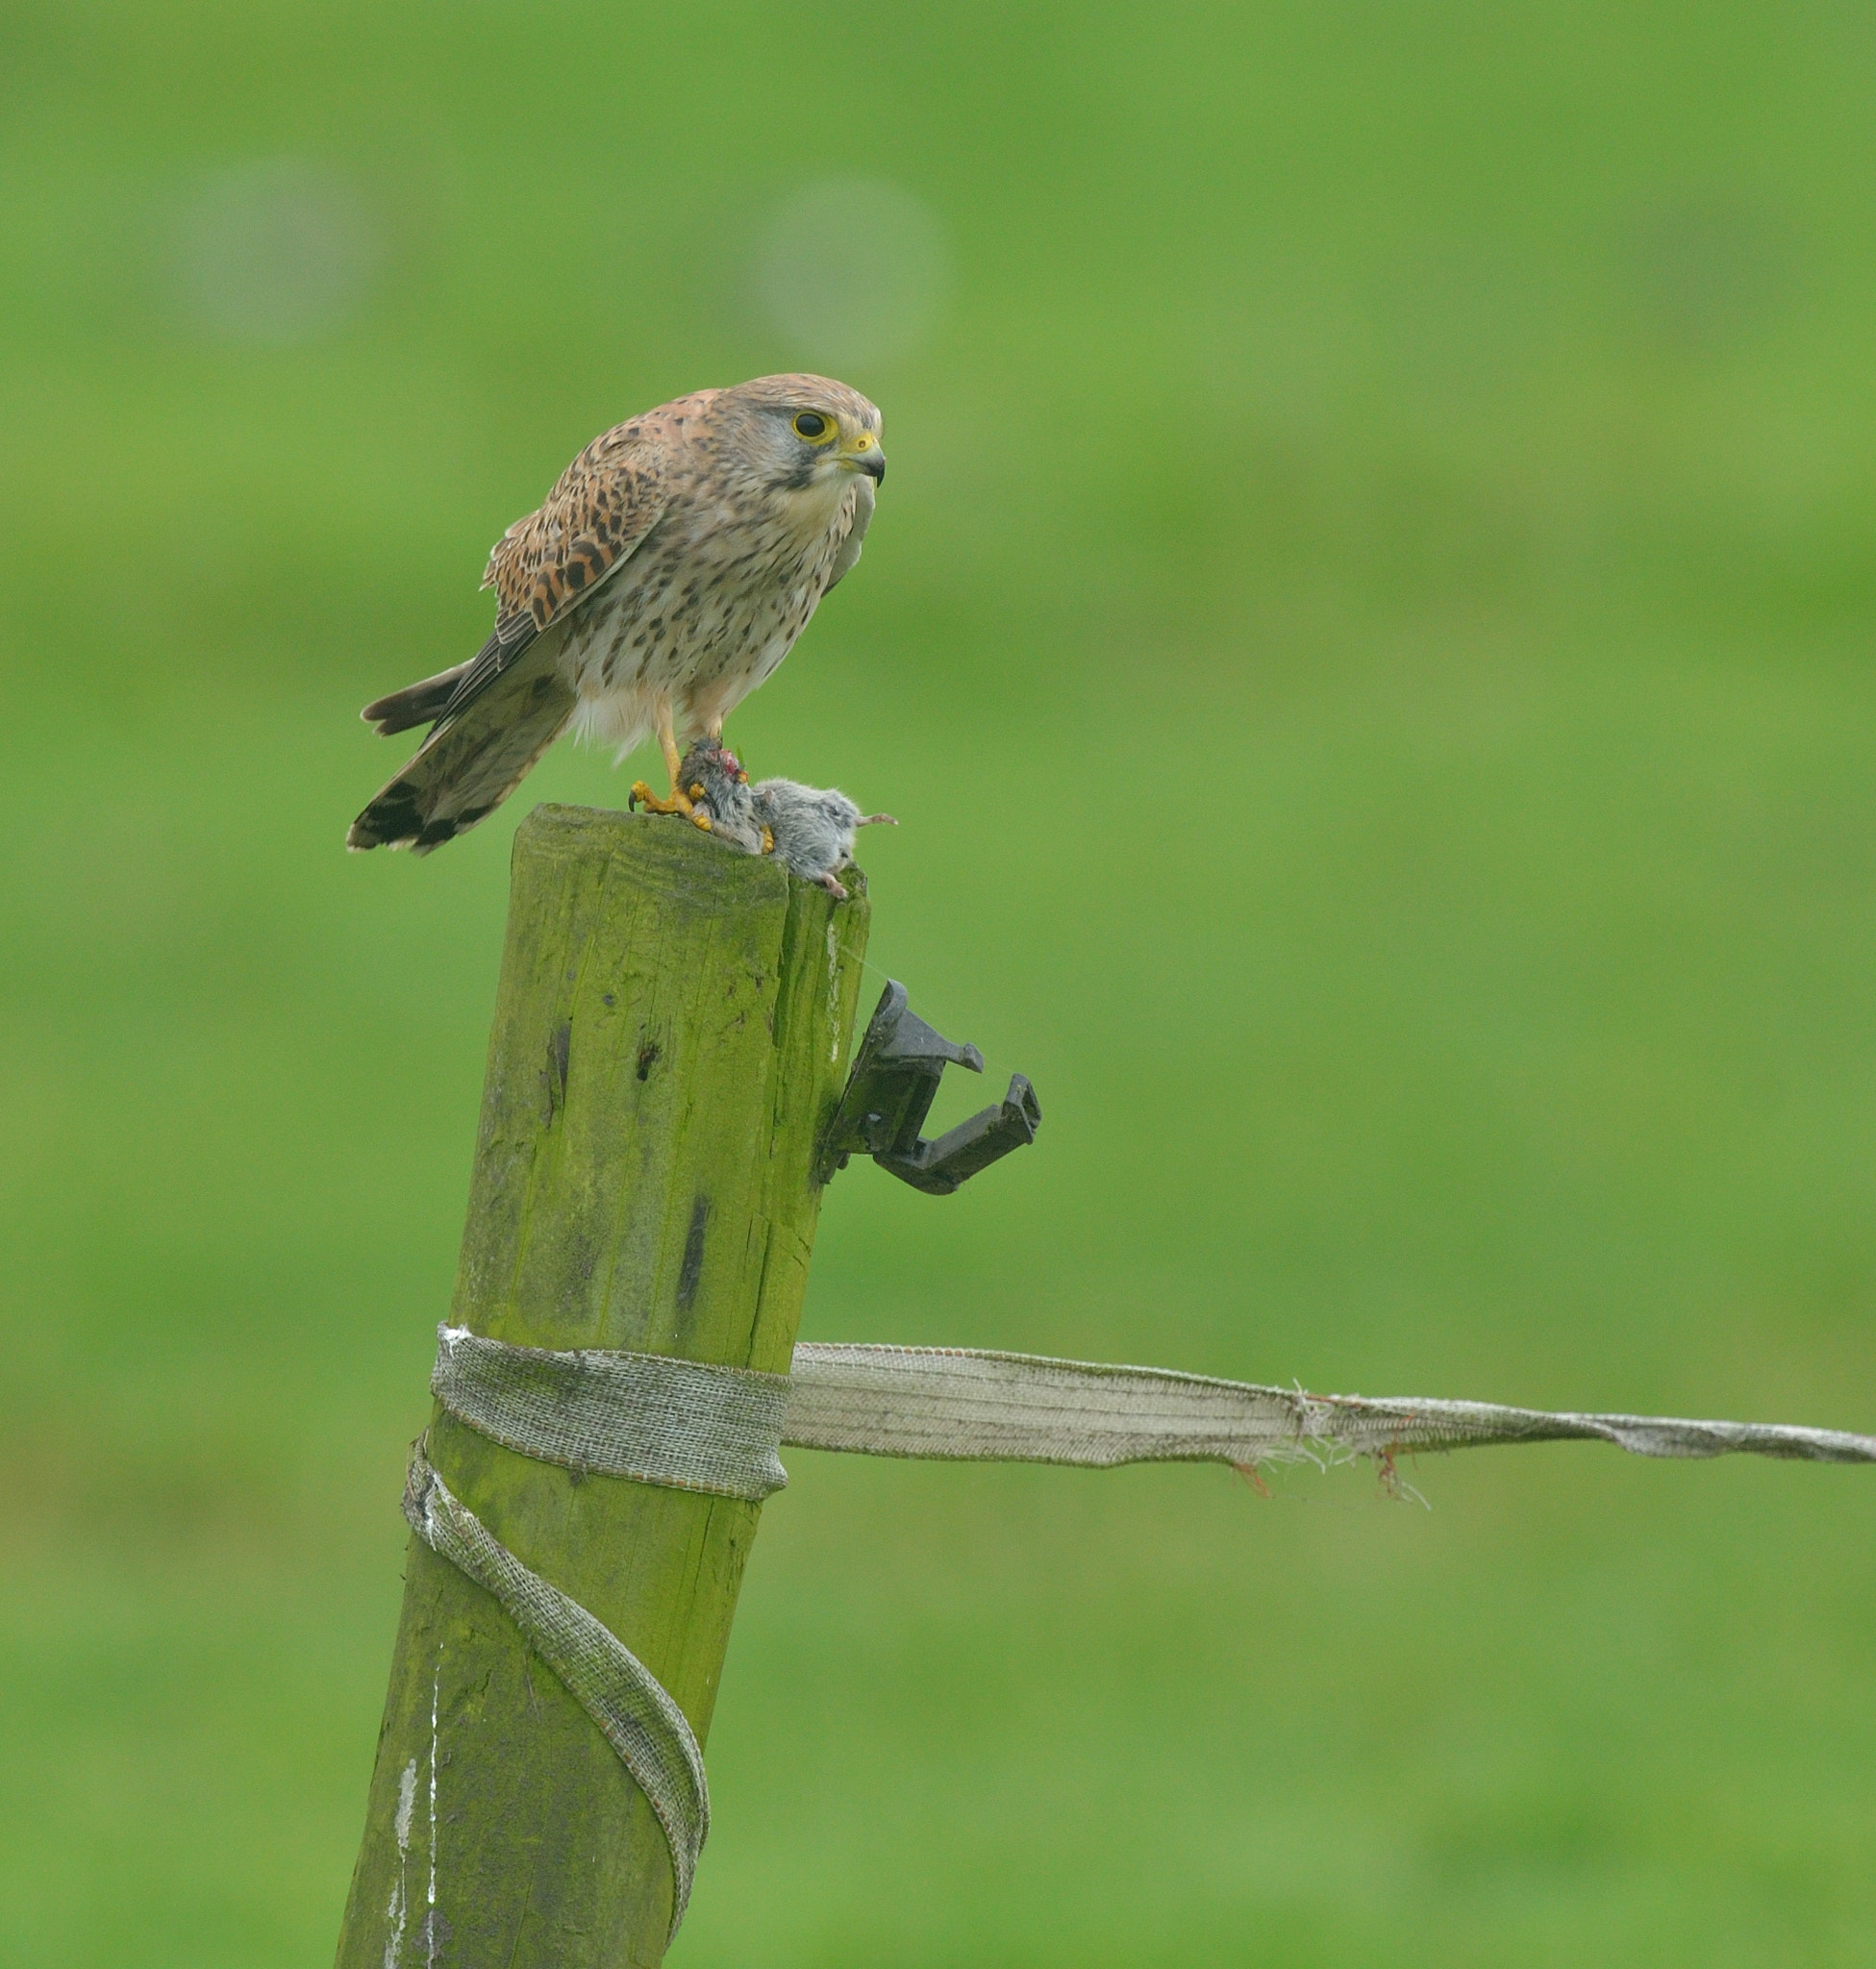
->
xmin=3 ymin=3 xmax=1874 ymax=1961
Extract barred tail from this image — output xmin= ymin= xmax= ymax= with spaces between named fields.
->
xmin=347 ymin=639 xmax=575 ymax=855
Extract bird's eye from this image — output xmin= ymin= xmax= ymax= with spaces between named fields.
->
xmin=791 ymin=411 xmax=833 ymax=442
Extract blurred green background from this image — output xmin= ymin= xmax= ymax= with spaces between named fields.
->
xmin=4 ymin=2 xmax=1875 ymax=1962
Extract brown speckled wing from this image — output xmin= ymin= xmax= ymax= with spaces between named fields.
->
xmin=485 ymin=424 xmax=667 ymax=632
xmin=432 ymin=427 xmax=668 ymax=731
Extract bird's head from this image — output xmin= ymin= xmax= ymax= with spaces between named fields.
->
xmin=722 ymin=374 xmax=886 ymax=501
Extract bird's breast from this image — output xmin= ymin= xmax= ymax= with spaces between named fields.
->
xmin=560 ymin=494 xmax=850 ymax=707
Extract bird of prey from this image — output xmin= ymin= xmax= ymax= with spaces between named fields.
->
xmin=348 ymin=374 xmax=884 ymax=854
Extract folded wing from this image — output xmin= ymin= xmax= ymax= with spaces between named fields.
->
xmin=349 ymin=423 xmax=668 ymax=851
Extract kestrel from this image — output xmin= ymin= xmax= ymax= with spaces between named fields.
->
xmin=347 ymin=374 xmax=885 ymax=854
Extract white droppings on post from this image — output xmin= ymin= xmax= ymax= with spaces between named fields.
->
xmin=395 ymin=1756 xmax=419 ymax=1849
xmin=826 ymin=922 xmax=841 ymax=1061
xmin=426 ymin=1657 xmax=440 ymax=1965
xmin=383 ymin=1757 xmax=418 ymax=1968
xmin=383 ymin=1882 xmax=403 ymax=1969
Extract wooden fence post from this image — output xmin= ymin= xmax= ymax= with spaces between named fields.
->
xmin=334 ymin=804 xmax=872 ymax=1968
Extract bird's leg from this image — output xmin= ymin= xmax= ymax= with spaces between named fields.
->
xmin=629 ymin=715 xmax=712 ymax=831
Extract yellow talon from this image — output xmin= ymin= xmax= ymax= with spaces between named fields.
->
xmin=630 ymin=779 xmax=696 ymax=817
xmin=629 ymin=779 xmax=714 ymax=833
xmin=760 ymin=826 xmax=774 ymax=854
xmin=630 ymin=720 xmax=715 ymax=831
xmin=630 ymin=778 xmax=683 ymax=813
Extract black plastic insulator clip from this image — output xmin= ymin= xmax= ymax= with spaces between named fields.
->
xmin=817 ymin=981 xmax=1041 ymax=1194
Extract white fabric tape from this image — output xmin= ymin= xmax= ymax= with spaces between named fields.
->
xmin=784 ymin=1342 xmax=1876 ymax=1468
xmin=432 ymin=1325 xmax=789 ymax=1500
xmin=412 ymin=1326 xmax=1871 ymax=1942
xmin=402 ymin=1443 xmax=710 ymax=1940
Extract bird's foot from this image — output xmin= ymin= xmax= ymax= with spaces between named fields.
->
xmin=759 ymin=825 xmax=775 ymax=855
xmin=629 ymin=782 xmax=713 ymax=832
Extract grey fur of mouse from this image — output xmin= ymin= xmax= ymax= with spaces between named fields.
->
xmin=751 ymin=779 xmax=896 ymax=899
xmin=671 ymin=742 xmax=895 ymax=898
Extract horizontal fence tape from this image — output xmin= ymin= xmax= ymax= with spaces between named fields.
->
xmin=784 ymin=1343 xmax=1876 ymax=1468
xmin=402 ymin=1443 xmax=709 ymax=1941
xmin=430 ymin=1325 xmax=1876 ymax=1485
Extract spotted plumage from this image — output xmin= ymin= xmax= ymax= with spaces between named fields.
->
xmin=349 ymin=374 xmax=884 ymax=854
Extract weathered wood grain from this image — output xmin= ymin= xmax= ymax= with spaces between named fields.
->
xmin=335 ymin=806 xmax=871 ymax=1968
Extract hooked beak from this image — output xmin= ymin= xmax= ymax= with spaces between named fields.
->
xmin=839 ymin=434 xmax=887 ymax=483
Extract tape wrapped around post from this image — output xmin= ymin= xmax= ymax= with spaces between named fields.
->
xmin=401 ymin=1443 xmax=710 ymax=1941
xmin=408 ymin=1325 xmax=1873 ymax=1945
xmin=432 ymin=1324 xmax=790 ymax=1500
